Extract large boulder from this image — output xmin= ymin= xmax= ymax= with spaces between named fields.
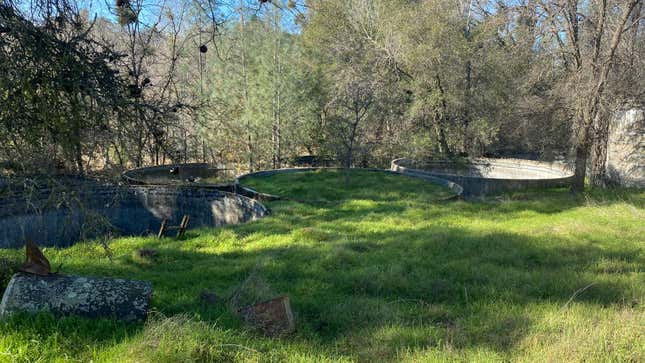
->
xmin=0 ymin=273 xmax=152 ymax=322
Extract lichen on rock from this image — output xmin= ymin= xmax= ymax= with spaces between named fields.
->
xmin=0 ymin=273 xmax=153 ymax=322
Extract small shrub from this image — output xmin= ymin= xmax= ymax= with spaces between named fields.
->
xmin=229 ymin=273 xmax=276 ymax=311
xmin=0 ymin=257 xmax=21 ymax=293
xmin=132 ymin=248 xmax=159 ymax=265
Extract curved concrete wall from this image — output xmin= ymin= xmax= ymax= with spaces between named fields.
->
xmin=606 ymin=108 xmax=644 ymax=187
xmin=0 ymin=186 xmax=268 ymax=249
xmin=391 ymin=158 xmax=573 ymax=197
xmin=236 ymin=167 xmax=463 ymax=200
xmin=122 ymin=163 xmax=234 ymax=188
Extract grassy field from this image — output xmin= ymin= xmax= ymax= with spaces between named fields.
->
xmin=0 ymin=169 xmax=643 ymax=362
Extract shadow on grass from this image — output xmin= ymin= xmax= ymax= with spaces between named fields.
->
xmin=0 ymin=312 xmax=144 ymax=357
xmin=244 ymin=169 xmax=643 ymax=214
xmin=0 ymin=182 xmax=642 ymax=360
xmin=2 ymin=224 xmax=639 ymax=357
xmin=208 ymin=228 xmax=640 ymax=354
xmin=450 ymin=187 xmax=644 ymax=219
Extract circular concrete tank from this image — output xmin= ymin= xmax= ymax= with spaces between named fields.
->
xmin=0 ymin=185 xmax=267 ymax=248
xmin=391 ymin=158 xmax=574 ymax=197
xmin=236 ymin=167 xmax=463 ymax=200
xmin=122 ymin=163 xmax=235 ymax=188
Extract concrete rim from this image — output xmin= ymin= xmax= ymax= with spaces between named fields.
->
xmin=392 ymin=158 xmax=574 ymax=181
xmin=391 ymin=157 xmax=574 ymax=197
xmin=121 ymin=163 xmax=234 ymax=188
xmin=0 ymin=184 xmax=268 ymax=248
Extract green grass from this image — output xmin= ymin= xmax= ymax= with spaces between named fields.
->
xmin=0 ymin=169 xmax=643 ymax=362
xmin=200 ymin=176 xmax=236 ymax=185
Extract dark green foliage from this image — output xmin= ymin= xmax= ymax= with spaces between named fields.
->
xmin=0 ymin=256 xmax=20 ymax=294
xmin=0 ymin=2 xmax=127 ymax=174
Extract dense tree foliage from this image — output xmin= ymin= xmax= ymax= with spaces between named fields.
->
xmin=0 ymin=0 xmax=642 ymax=188
xmin=0 ymin=1 xmax=126 ymax=174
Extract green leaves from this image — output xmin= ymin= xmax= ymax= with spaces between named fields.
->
xmin=0 ymin=3 xmax=127 ymax=173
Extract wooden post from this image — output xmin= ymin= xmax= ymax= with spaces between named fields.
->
xmin=157 ymin=216 xmax=189 ymax=239
xmin=177 ymin=215 xmax=190 ymax=238
xmin=157 ymin=219 xmax=168 ymax=238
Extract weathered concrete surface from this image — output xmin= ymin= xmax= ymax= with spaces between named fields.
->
xmin=122 ymin=163 xmax=234 ymax=188
xmin=606 ymin=108 xmax=644 ymax=187
xmin=392 ymin=158 xmax=573 ymax=197
xmin=0 ymin=273 xmax=152 ymax=321
xmin=0 ymin=186 xmax=268 ymax=248
xmin=236 ymin=167 xmax=463 ymax=200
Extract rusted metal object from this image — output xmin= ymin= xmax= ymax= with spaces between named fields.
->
xmin=20 ymin=239 xmax=50 ymax=276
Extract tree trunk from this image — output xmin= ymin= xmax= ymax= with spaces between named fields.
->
xmin=74 ymin=142 xmax=84 ymax=176
xmin=628 ymin=2 xmax=642 ymax=65
xmin=275 ymin=84 xmax=282 ymax=168
xmin=135 ymin=123 xmax=143 ymax=167
xmin=570 ymin=0 xmax=639 ymax=193
xmin=271 ymin=10 xmax=282 ymax=169
xmin=344 ymin=139 xmax=353 ymax=186
xmin=590 ymin=112 xmax=610 ymax=187
xmin=183 ymin=128 xmax=188 ymax=163
xmin=433 ymin=121 xmax=449 ymax=156
xmin=433 ymin=74 xmax=452 ymax=156
xmin=113 ymin=142 xmax=124 ymax=167
xmin=202 ymin=139 xmax=207 ymax=163
xmin=463 ymin=59 xmax=472 ymax=153
xmin=239 ymin=0 xmax=253 ymax=172
xmin=345 ymin=112 xmax=360 ymax=186
xmin=572 ymin=140 xmax=589 ymax=192
xmin=247 ymin=133 xmax=254 ymax=172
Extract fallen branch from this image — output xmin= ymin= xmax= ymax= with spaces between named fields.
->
xmin=561 ymin=282 xmax=597 ymax=310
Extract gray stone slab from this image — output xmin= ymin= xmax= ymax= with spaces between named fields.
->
xmin=0 ymin=273 xmax=153 ymax=322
